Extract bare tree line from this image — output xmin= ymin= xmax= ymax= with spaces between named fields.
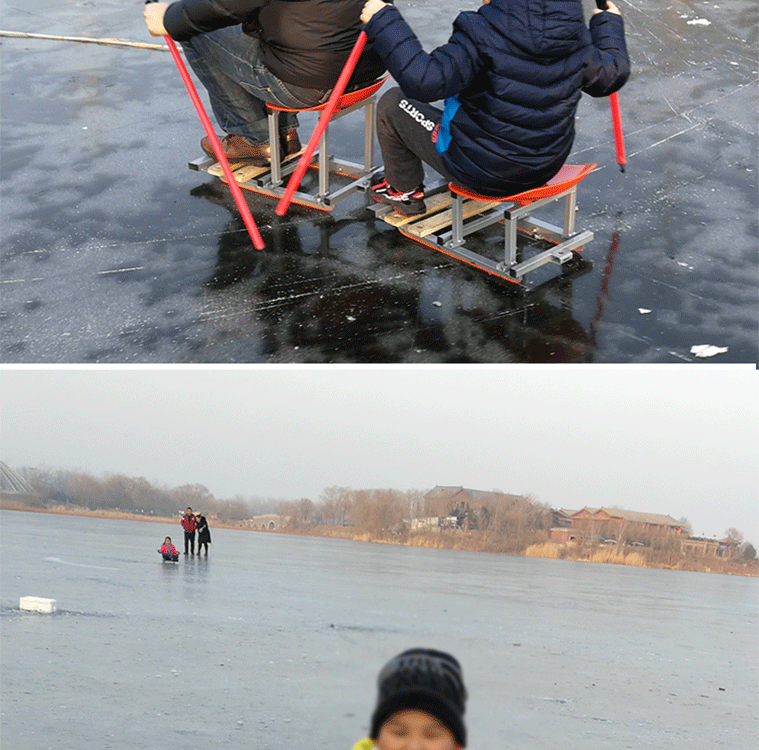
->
xmin=277 ymin=486 xmax=556 ymax=554
xmin=18 ymin=467 xmax=282 ymax=521
xmin=16 ymin=469 xmax=554 ymax=550
xmin=11 ymin=467 xmax=755 ymax=563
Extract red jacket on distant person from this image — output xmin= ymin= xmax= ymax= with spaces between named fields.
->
xmin=181 ymin=513 xmax=197 ymax=533
xmin=160 ymin=542 xmax=179 ymax=556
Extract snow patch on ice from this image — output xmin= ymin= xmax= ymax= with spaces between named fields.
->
xmin=690 ymin=345 xmax=728 ymax=358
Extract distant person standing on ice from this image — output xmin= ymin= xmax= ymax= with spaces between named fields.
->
xmin=351 ymin=648 xmax=468 ymax=750
xmin=360 ymin=0 xmax=630 ymax=216
xmin=196 ymin=511 xmax=211 ymax=555
xmin=181 ymin=507 xmax=198 ymax=554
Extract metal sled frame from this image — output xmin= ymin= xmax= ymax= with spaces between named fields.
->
xmin=380 ymin=164 xmax=597 ymax=284
xmin=189 ymin=77 xmax=387 ymax=212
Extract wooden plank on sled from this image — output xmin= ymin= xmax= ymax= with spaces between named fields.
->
xmin=207 ymin=161 xmax=252 ymax=179
xmin=207 ymin=148 xmax=307 ymax=183
xmin=376 ymin=192 xmax=453 ymax=227
xmin=403 ymin=199 xmax=502 ymax=239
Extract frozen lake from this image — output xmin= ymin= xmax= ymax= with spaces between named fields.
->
xmin=1 ymin=510 xmax=757 ymax=749
xmin=1 ymin=0 xmax=757 ymax=363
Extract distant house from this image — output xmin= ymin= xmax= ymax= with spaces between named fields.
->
xmin=570 ymin=507 xmax=683 ymax=542
xmin=424 ymin=485 xmax=532 ymax=530
xmin=682 ymin=536 xmax=739 ymax=558
xmin=549 ymin=527 xmax=580 ymax=544
xmin=425 ymin=485 xmax=527 ymax=508
xmin=410 ymin=517 xmax=441 ymax=532
xmin=552 ymin=509 xmax=577 ymax=528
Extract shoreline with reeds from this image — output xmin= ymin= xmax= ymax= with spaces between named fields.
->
xmin=2 ymin=501 xmax=756 ymax=576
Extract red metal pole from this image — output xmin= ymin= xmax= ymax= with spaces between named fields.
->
xmin=163 ymin=35 xmax=265 ymax=249
xmin=595 ymin=0 xmax=626 ymax=173
xmin=275 ymin=31 xmax=367 ymax=217
xmin=609 ymin=91 xmax=626 ymax=172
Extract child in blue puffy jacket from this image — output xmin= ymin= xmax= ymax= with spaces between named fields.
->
xmin=360 ymin=0 xmax=630 ymax=215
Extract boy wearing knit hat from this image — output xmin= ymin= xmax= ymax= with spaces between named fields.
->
xmin=355 ymin=649 xmax=467 ymax=750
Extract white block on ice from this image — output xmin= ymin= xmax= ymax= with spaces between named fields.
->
xmin=19 ymin=596 xmax=57 ymax=613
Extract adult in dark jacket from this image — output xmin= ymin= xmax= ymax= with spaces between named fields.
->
xmin=196 ymin=512 xmax=212 ymax=555
xmin=360 ymin=0 xmax=630 ymax=215
xmin=144 ymin=0 xmax=386 ymax=164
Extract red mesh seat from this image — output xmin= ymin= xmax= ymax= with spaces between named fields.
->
xmin=449 ymin=163 xmax=597 ymax=206
xmin=267 ymin=76 xmax=389 ymax=114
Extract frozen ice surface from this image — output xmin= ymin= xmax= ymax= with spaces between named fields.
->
xmin=2 ymin=510 xmax=758 ymax=750
xmin=0 ymin=0 xmax=757 ymax=362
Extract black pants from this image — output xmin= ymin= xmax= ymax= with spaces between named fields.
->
xmin=197 ymin=540 xmax=209 ymax=554
xmin=184 ymin=531 xmax=195 ymax=554
xmin=376 ymin=87 xmax=456 ymax=192
xmin=377 ymin=87 xmax=544 ymax=197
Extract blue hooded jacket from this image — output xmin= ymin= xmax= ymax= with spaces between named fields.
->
xmin=364 ymin=0 xmax=629 ymax=194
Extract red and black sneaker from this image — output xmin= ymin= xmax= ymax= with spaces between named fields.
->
xmin=370 ymin=174 xmax=426 ymax=216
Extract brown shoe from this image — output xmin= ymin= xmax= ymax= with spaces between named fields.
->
xmin=201 ymin=130 xmax=301 ymax=165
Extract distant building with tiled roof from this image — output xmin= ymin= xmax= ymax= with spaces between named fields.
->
xmin=569 ymin=506 xmax=684 ymax=542
xmin=572 ymin=507 xmax=682 ymax=528
xmin=552 ymin=508 xmax=578 ymax=528
xmin=425 ymin=485 xmax=527 ymax=508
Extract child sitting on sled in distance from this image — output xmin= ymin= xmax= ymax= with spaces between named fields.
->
xmin=158 ymin=536 xmax=180 ymax=562
xmin=351 ymin=648 xmax=467 ymax=750
xmin=360 ymin=0 xmax=630 ymax=215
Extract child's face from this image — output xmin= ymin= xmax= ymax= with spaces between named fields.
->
xmin=375 ymin=710 xmax=459 ymax=750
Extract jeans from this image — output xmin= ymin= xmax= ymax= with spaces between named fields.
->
xmin=181 ymin=27 xmax=331 ymax=144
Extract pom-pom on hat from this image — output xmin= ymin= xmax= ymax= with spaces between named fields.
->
xmin=370 ymin=649 xmax=467 ymax=747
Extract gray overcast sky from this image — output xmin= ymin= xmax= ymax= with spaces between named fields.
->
xmin=1 ymin=367 xmax=757 ymax=543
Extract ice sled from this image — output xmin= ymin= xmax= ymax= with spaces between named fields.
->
xmin=368 ymin=164 xmax=597 ymax=285
xmin=189 ymin=77 xmax=387 ymax=212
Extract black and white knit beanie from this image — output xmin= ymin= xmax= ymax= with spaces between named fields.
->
xmin=370 ymin=648 xmax=467 ymax=747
